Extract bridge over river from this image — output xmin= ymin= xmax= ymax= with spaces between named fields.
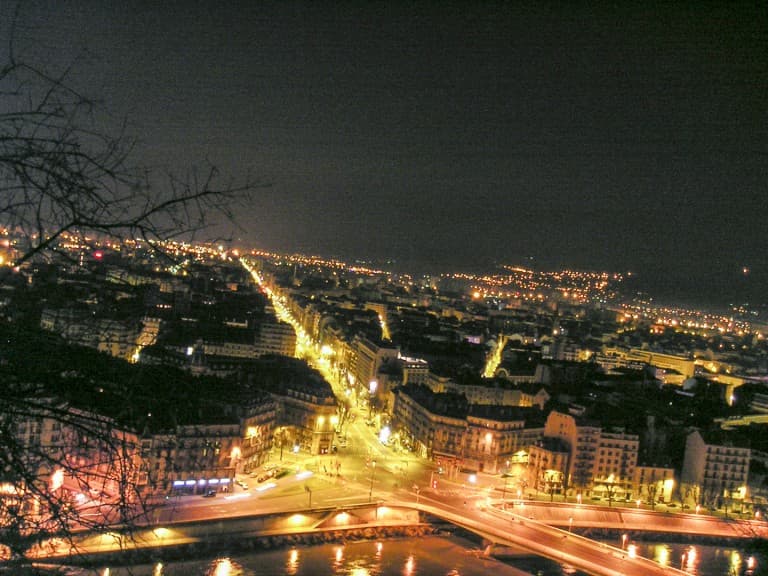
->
xmin=29 ymin=499 xmax=768 ymax=576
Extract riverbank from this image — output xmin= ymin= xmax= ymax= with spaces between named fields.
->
xmin=58 ymin=524 xmax=436 ymax=570
xmin=18 ymin=501 xmax=768 ymax=573
xmin=28 ymin=504 xmax=428 ymax=570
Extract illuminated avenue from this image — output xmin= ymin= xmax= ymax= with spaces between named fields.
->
xmin=2 ymin=235 xmax=768 ymax=574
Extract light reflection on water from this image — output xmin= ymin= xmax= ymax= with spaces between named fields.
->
xmin=286 ymin=548 xmax=298 ymax=575
xmin=86 ymin=537 xmax=537 ymax=576
xmin=205 ymin=557 xmax=245 ymax=576
xmin=75 ymin=536 xmax=765 ymax=576
xmin=638 ymin=542 xmax=762 ymax=576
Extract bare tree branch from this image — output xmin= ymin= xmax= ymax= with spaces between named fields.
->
xmin=0 ymin=31 xmax=263 ymax=570
xmin=0 ymin=55 xmax=258 ymax=269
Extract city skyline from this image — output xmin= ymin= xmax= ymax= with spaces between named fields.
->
xmin=1 ymin=220 xmax=767 ymax=572
xmin=4 ymin=2 xmax=767 ymax=309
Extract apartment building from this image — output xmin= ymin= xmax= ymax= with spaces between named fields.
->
xmin=12 ymin=401 xmax=141 ymax=512
xmin=543 ymin=410 xmax=639 ymax=496
xmin=140 ymin=422 xmax=241 ymax=495
xmin=681 ymin=428 xmax=751 ymax=508
xmin=256 ymin=319 xmax=296 ymax=357
xmin=392 ymin=385 xmax=543 ymax=475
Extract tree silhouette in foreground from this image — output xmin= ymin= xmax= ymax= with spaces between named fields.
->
xmin=1 ymin=36 xmax=254 ymax=267
xmin=0 ymin=33 xmax=256 ymax=571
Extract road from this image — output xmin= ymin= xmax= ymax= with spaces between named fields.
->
xmin=148 ymin=259 xmax=758 ymax=576
xmin=14 ymin=261 xmax=763 ymax=575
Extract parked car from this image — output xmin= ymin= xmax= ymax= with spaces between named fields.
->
xmin=203 ymin=489 xmax=216 ymax=498
xmin=257 ymin=468 xmax=277 ymax=483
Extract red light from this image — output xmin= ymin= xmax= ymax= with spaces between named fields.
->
xmin=93 ymin=251 xmax=103 ymax=260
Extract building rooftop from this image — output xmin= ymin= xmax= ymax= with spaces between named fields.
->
xmin=398 ymin=383 xmax=469 ymax=419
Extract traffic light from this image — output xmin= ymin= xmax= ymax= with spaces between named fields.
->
xmin=431 ymin=479 xmax=438 ymax=489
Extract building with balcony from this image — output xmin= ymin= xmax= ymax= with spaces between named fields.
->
xmin=351 ymin=336 xmax=399 ymax=392
xmin=11 ymin=400 xmax=141 ymax=514
xmin=41 ymin=308 xmax=142 ymax=362
xmin=528 ymin=437 xmax=570 ymax=499
xmin=634 ymin=465 xmax=676 ymax=505
xmin=273 ymin=386 xmax=337 ymax=455
xmin=256 ymin=319 xmax=296 ymax=357
xmin=543 ymin=411 xmax=639 ymax=497
xmin=391 ymin=384 xmax=467 ymax=463
xmin=240 ymin=355 xmax=338 ymax=456
xmin=391 ymin=385 xmax=544 ymax=475
xmin=681 ymin=428 xmax=751 ymax=509
xmin=240 ymin=397 xmax=279 ymax=473
xmin=464 ymin=405 xmax=544 ymax=474
xmin=140 ymin=422 xmax=241 ymax=495
xmin=544 ymin=410 xmax=601 ymax=490
xmin=592 ymin=429 xmax=640 ymax=501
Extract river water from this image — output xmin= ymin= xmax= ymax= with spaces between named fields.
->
xmin=53 ymin=536 xmax=765 ymax=576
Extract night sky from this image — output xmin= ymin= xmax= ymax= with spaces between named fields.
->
xmin=4 ymin=2 xmax=767 ymax=308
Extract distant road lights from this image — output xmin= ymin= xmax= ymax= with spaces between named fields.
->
xmin=468 ymin=474 xmax=477 ymax=485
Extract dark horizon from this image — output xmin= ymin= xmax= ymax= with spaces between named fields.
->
xmin=245 ymin=241 xmax=765 ymax=313
xmin=4 ymin=2 xmax=767 ymax=313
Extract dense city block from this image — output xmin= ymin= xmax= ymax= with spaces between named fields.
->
xmin=2 ymin=237 xmax=768 ymax=562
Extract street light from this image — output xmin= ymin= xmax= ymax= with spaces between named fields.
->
xmin=368 ymin=460 xmax=377 ymax=502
